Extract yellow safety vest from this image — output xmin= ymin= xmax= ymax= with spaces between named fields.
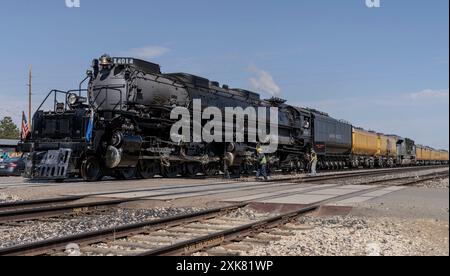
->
xmin=260 ymin=155 xmax=267 ymax=165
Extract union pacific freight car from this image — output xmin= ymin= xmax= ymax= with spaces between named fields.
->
xmin=351 ymin=129 xmax=397 ymax=168
xmin=416 ymin=146 xmax=449 ymax=165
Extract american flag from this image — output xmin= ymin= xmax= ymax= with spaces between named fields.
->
xmin=21 ymin=112 xmax=30 ymax=141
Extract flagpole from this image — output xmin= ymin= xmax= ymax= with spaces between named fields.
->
xmin=20 ymin=112 xmax=24 ymax=141
xmin=28 ymin=65 xmax=32 ymax=129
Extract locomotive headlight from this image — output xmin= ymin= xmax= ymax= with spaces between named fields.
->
xmin=67 ymin=93 xmax=78 ymax=105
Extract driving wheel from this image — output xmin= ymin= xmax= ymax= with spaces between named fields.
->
xmin=137 ymin=160 xmax=160 ymax=179
xmin=81 ymin=156 xmax=104 ymax=182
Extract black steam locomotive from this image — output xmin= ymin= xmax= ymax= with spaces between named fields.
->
xmin=19 ymin=55 xmax=353 ymax=181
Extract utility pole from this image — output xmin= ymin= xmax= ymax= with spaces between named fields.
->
xmin=28 ymin=65 xmax=32 ymax=127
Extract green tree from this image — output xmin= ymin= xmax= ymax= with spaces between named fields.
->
xmin=0 ymin=117 xmax=20 ymax=139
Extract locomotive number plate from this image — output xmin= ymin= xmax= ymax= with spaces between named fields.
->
xmin=113 ymin=58 xmax=134 ymax=65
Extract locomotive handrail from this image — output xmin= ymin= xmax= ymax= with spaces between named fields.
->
xmin=36 ymin=89 xmax=88 ymax=113
xmin=78 ymin=75 xmax=91 ymax=97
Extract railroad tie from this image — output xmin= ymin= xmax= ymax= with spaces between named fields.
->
xmin=81 ymin=246 xmax=145 ymax=256
xmin=110 ymin=240 xmax=157 ymax=250
xmin=221 ymin=243 xmax=254 ymax=252
xmin=204 ymin=248 xmax=242 ymax=256
xmin=281 ymin=224 xmax=315 ymax=231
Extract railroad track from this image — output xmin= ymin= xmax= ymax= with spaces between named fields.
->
xmin=0 ymin=170 xmax=447 ymax=256
xmin=0 ymin=164 xmax=446 ymax=187
xmin=0 ymin=197 xmax=141 ymax=223
xmin=0 ymin=166 xmax=446 ymax=224
xmin=264 ymin=165 xmax=448 ymax=183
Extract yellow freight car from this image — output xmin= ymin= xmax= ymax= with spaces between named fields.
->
xmin=431 ymin=149 xmax=441 ymax=162
xmin=352 ymin=129 xmax=399 ymax=167
xmin=422 ymin=147 xmax=432 ymax=161
xmin=378 ymin=134 xmax=397 ymax=157
xmin=416 ymin=145 xmax=425 ymax=161
xmin=416 ymin=145 xmax=433 ymax=164
xmin=442 ymin=151 xmax=450 ymax=163
xmin=427 ymin=148 xmax=434 ymax=161
xmin=415 ymin=146 xmax=448 ymax=164
xmin=352 ymin=129 xmax=378 ymax=156
xmin=438 ymin=151 xmax=443 ymax=161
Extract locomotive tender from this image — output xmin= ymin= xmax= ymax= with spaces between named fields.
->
xmin=18 ymin=55 xmax=449 ymax=181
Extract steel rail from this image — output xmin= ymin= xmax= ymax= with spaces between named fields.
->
xmin=0 ymin=196 xmax=86 ymax=211
xmin=0 ymin=197 xmax=154 ymax=223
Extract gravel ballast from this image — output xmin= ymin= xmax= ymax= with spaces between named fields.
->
xmin=0 ymin=207 xmax=202 ymax=249
xmin=414 ymin=177 xmax=448 ymax=189
xmin=244 ymin=215 xmax=449 ymax=256
xmin=0 ymin=192 xmax=22 ymax=203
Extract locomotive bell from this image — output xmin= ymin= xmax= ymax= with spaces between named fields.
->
xmin=99 ymin=54 xmax=112 ymax=66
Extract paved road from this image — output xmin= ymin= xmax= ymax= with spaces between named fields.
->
xmin=351 ymin=187 xmax=449 ymax=221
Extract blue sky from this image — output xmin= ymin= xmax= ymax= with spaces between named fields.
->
xmin=0 ymin=0 xmax=448 ymax=149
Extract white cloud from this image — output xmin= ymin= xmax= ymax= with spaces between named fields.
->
xmin=409 ymin=89 xmax=449 ymax=100
xmin=121 ymin=46 xmax=170 ymax=59
xmin=249 ymin=66 xmax=281 ymax=96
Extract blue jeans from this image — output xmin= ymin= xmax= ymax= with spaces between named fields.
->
xmin=257 ymin=165 xmax=268 ymax=180
xmin=311 ymin=161 xmax=317 ymax=176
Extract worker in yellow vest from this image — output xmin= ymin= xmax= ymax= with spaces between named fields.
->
xmin=310 ymin=149 xmax=318 ymax=176
xmin=256 ymin=146 xmax=268 ymax=181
